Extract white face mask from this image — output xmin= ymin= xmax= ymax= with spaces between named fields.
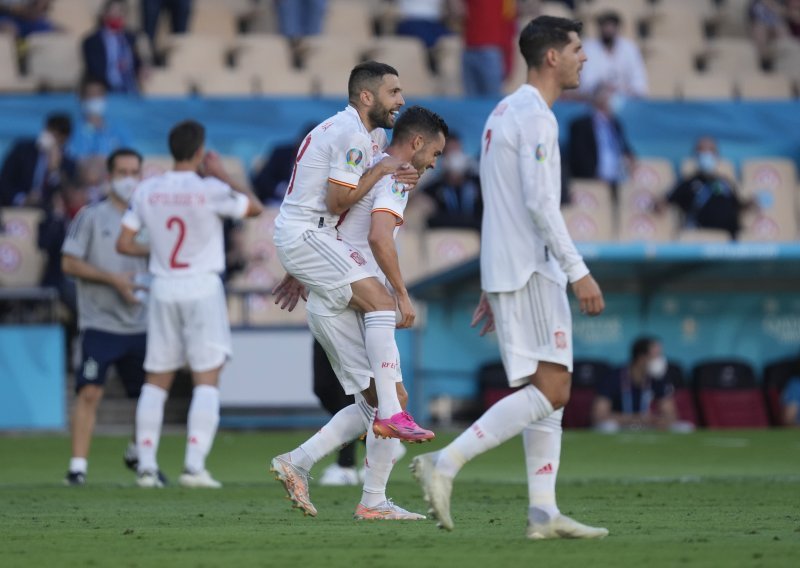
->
xmin=697 ymin=151 xmax=718 ymax=174
xmin=443 ymin=151 xmax=469 ymax=175
xmin=82 ymin=97 xmax=107 ymax=118
xmin=37 ymin=130 xmax=56 ymax=151
xmin=647 ymin=355 xmax=668 ymax=379
xmin=111 ymin=176 xmax=138 ymax=202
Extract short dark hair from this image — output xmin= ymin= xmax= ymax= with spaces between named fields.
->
xmin=168 ymin=120 xmax=205 ymax=162
xmin=391 ymin=106 xmax=449 ymax=146
xmin=596 ymin=11 xmax=621 ymax=26
xmin=519 ymin=16 xmax=583 ymax=69
xmin=45 ymin=113 xmax=72 ymax=138
xmin=79 ymin=74 xmax=107 ymax=97
xmin=631 ymin=336 xmax=658 ymax=362
xmin=348 ymin=61 xmax=399 ymax=103
xmin=106 ymin=147 xmax=142 ymax=173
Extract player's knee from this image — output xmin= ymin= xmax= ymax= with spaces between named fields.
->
xmin=78 ymin=384 xmax=104 ymax=406
xmin=351 ymin=279 xmax=395 ymax=313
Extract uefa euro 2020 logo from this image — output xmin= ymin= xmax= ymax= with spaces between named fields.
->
xmin=346 ymin=148 xmax=363 ymax=167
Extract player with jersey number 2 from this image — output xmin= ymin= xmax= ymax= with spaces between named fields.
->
xmin=117 ymin=120 xmax=263 ymax=489
xmin=271 ymin=61 xmax=434 ymax=444
xmin=412 ymin=16 xmax=609 ymax=540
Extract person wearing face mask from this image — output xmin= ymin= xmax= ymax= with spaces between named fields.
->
xmin=82 ymin=0 xmax=142 ymax=94
xmin=660 ymin=136 xmax=754 ymax=240
xmin=567 ymin=82 xmax=635 ymax=199
xmin=592 ymin=336 xmax=691 ymax=433
xmin=68 ymin=76 xmax=133 ymax=161
xmin=578 ymin=11 xmax=648 ymax=98
xmin=422 ymin=133 xmax=483 ymax=229
xmin=61 ymin=148 xmax=152 ymax=486
xmin=0 ymin=112 xmax=75 ymax=208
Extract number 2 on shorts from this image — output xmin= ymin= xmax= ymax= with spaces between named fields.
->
xmin=167 ymin=216 xmax=189 ymax=269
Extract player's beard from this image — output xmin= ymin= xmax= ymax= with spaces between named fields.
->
xmin=368 ymin=100 xmax=394 ymax=129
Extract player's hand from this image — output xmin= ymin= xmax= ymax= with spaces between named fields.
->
xmin=112 ymin=272 xmax=141 ymax=304
xmin=272 ymin=273 xmax=307 ymax=312
xmin=395 ymin=292 xmax=416 ymax=329
xmin=201 ymin=151 xmax=228 ymax=181
xmin=377 ymin=156 xmax=420 ymax=188
xmin=470 ymin=292 xmax=495 ymax=336
xmin=571 ymin=274 xmax=604 ymax=316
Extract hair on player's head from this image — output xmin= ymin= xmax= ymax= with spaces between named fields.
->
xmin=169 ymin=120 xmax=205 ymax=161
xmin=391 ymin=106 xmax=449 ymax=146
xmin=106 ymin=147 xmax=142 ymax=173
xmin=45 ymin=113 xmax=72 ymax=138
xmin=348 ymin=61 xmax=399 ymax=104
xmin=519 ymin=15 xmax=583 ymax=69
xmin=631 ymin=336 xmax=658 ymax=362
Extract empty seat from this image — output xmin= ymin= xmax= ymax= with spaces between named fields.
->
xmin=49 ymin=0 xmax=99 ymax=37
xmin=367 ymin=37 xmax=436 ymax=96
xmin=618 ymin=159 xmax=677 ymax=241
xmin=234 ymin=34 xmax=293 ymax=77
xmin=0 ymin=208 xmax=46 ymax=288
xmin=304 ymin=35 xmax=367 ymax=96
xmin=647 ymin=2 xmax=707 ymax=48
xmin=396 ymin=227 xmax=426 ymax=285
xmin=715 ymin=0 xmax=750 ymax=38
xmin=432 ymin=35 xmax=463 ymax=96
xmin=540 ymin=1 xmax=574 ymax=19
xmin=422 ymin=228 xmax=480 ymax=275
xmin=737 ymin=73 xmax=795 ymax=100
xmin=26 ymin=32 xmax=82 ymax=90
xmin=163 ymin=35 xmax=229 ymax=78
xmin=762 ymin=358 xmax=800 ymax=425
xmin=665 ymin=362 xmax=699 ymax=426
xmin=188 ymin=0 xmax=239 ymax=40
xmin=704 ymin=38 xmax=761 ymax=76
xmin=562 ymin=206 xmax=614 ymax=241
xmin=142 ymin=69 xmax=193 ymax=96
xmin=564 ymin=360 xmax=611 ymax=429
xmin=693 ymin=360 xmax=769 ymax=428
xmin=1 ymin=208 xmax=43 ymax=240
xmin=773 ymin=37 xmax=800 ymax=81
xmin=0 ymin=33 xmax=32 ymax=92
xmin=195 ymin=70 xmax=256 ymax=96
xmin=256 ymin=69 xmax=313 ymax=96
xmin=677 ymin=228 xmax=731 ymax=242
xmin=739 ymin=158 xmax=798 ymax=241
xmin=680 ymin=73 xmax=735 ymax=100
xmin=324 ymin=0 xmax=373 ymax=40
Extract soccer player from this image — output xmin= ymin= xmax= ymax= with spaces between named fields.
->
xmin=272 ymin=61 xmax=433 ymax=442
xmin=411 ymin=16 xmax=610 ymax=540
xmin=271 ymin=106 xmax=448 ymax=519
xmin=117 ymin=120 xmax=263 ymax=488
xmin=62 ymin=148 xmax=147 ymax=486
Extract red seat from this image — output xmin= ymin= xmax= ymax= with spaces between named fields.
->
xmin=763 ymin=358 xmax=799 ymax=425
xmin=563 ymin=360 xmax=610 ymax=429
xmin=664 ymin=362 xmax=699 ymax=426
xmin=693 ymin=360 xmax=769 ymax=428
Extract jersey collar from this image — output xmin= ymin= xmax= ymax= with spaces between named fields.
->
xmin=345 ymin=104 xmax=370 ymax=135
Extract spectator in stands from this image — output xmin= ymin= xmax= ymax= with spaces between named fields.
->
xmin=567 ymin=82 xmax=635 ymax=197
xmin=579 ymin=11 xmax=647 ymax=98
xmin=749 ymin=0 xmax=789 ymax=63
xmin=786 ymin=0 xmax=800 ymax=38
xmin=0 ymin=0 xmax=56 ymax=38
xmin=658 ymin=136 xmax=753 ymax=240
xmin=422 ymin=133 xmax=482 ymax=229
xmin=0 ymin=112 xmax=75 ymax=208
xmin=82 ymin=0 xmax=143 ymax=94
xmin=779 ymin=355 xmax=800 ymax=426
xmin=68 ymin=76 xmax=133 ymax=162
xmin=141 ymin=0 xmax=192 ymax=58
xmin=275 ymin=0 xmax=328 ymax=66
xmin=457 ymin=0 xmax=517 ymax=97
xmin=592 ymin=336 xmax=692 ymax=433
xmin=251 ymin=122 xmax=317 ymax=204
xmin=395 ymin=0 xmax=453 ymax=72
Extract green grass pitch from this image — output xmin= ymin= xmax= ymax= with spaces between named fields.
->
xmin=1 ymin=429 xmax=799 ymax=568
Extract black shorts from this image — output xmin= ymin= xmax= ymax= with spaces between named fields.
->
xmin=76 ymin=329 xmax=147 ymax=398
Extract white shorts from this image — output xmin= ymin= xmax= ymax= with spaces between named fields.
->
xmin=487 ymin=273 xmax=573 ymax=387
xmin=276 ymin=228 xmax=373 ymax=315
xmin=307 ymin=308 xmax=401 ymax=395
xmin=144 ymin=274 xmax=232 ymax=373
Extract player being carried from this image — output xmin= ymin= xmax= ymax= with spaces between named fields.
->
xmin=117 ymin=120 xmax=263 ymax=488
xmin=412 ymin=16 xmax=610 ymax=540
xmin=272 ymin=61 xmax=434 ymax=442
xmin=271 ymin=106 xmax=448 ymax=519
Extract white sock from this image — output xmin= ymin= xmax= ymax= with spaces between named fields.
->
xmin=524 ymin=408 xmax=563 ymax=522
xmin=288 ymin=394 xmax=373 ymax=471
xmin=361 ymin=428 xmax=400 ymax=508
xmin=69 ymin=457 xmax=88 ymax=474
xmin=436 ymin=384 xmax=554 ymax=478
xmin=136 ymin=383 xmax=168 ymax=474
xmin=184 ymin=385 xmax=220 ymax=474
xmin=364 ymin=311 xmax=402 ymax=418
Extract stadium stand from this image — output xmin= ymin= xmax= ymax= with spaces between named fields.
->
xmin=562 ymin=179 xmax=615 ymax=241
xmin=665 ymin=362 xmax=699 ymax=427
xmin=0 ymin=207 xmax=46 ymax=287
xmin=618 ymin=159 xmax=677 ymax=241
xmin=563 ymin=359 xmax=611 ymax=429
xmin=739 ymin=158 xmax=798 ymax=241
xmin=763 ymin=358 xmax=799 ymax=426
xmin=26 ymin=32 xmax=83 ymax=91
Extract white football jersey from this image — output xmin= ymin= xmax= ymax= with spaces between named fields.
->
xmin=273 ymin=105 xmax=388 ymax=247
xmin=479 ymin=84 xmax=589 ymax=292
xmin=336 ymin=154 xmax=408 ymax=279
xmin=122 ymin=171 xmax=249 ymax=278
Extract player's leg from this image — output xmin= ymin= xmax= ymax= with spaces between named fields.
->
xmin=65 ymin=330 xmax=115 ymax=485
xmin=179 ymin=275 xmax=232 ymax=489
xmin=115 ymin=332 xmax=151 ymax=476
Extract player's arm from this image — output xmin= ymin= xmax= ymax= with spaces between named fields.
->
xmin=327 ymin=156 xmax=417 ymax=215
xmin=203 ymin=152 xmax=263 ymax=218
xmin=368 ymin=210 xmax=414 ymax=329
xmin=62 ymin=253 xmax=142 ymax=304
xmin=116 ymin=225 xmax=149 ymax=257
xmin=517 ymin=113 xmax=603 ymax=315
